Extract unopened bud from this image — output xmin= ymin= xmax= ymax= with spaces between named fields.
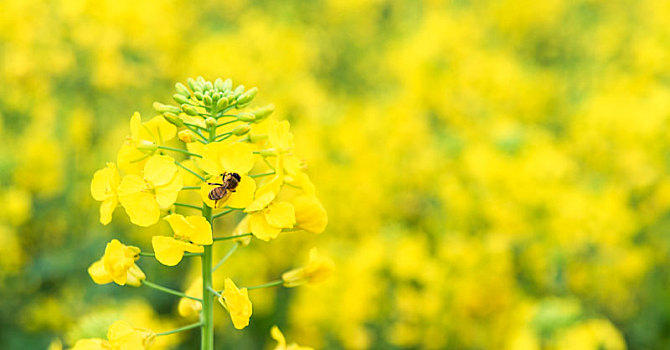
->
xmin=216 ymin=97 xmax=230 ymax=111
xmin=204 ymin=94 xmax=213 ymax=106
xmin=182 ymin=105 xmax=199 ymax=116
xmin=260 ymin=149 xmax=277 ymax=157
xmin=162 ymin=112 xmax=184 ymax=127
xmin=214 ymin=78 xmax=224 ymax=91
xmin=188 ymin=78 xmax=203 ymax=92
xmin=232 ymin=124 xmax=251 ymax=136
xmin=251 ymin=104 xmax=274 ymax=121
xmin=223 ymin=78 xmax=233 ymax=91
xmin=236 ymin=87 xmax=258 ymax=107
xmin=175 ymin=82 xmax=191 ymax=98
xmin=233 ymin=85 xmax=245 ymax=98
xmin=194 ymin=91 xmax=204 ymax=101
xmin=204 ymin=81 xmax=213 ymax=91
xmin=205 ymin=117 xmax=217 ymax=128
xmin=173 ymin=94 xmax=190 ymax=105
xmin=178 ymin=129 xmax=196 ymax=143
xmin=153 ymin=102 xmax=181 ymax=114
xmin=237 ymin=112 xmax=255 ymax=122
xmin=136 ymin=140 xmax=158 ymax=152
xmin=212 ymin=92 xmax=222 ymax=102
xmin=250 ymin=134 xmax=268 ymax=143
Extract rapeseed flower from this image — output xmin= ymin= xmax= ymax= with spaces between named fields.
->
xmin=117 ymin=112 xmax=176 ymax=174
xmin=117 ymin=155 xmax=183 ymax=227
xmin=71 ymin=320 xmax=154 ymax=350
xmin=271 ymin=326 xmax=313 ymax=350
xmin=90 ymin=163 xmax=120 ymax=225
xmin=88 ymin=239 xmax=145 ymax=287
xmin=247 ymin=201 xmax=296 ymax=241
xmin=292 ymin=195 xmax=327 ymax=234
xmin=195 ymin=142 xmax=256 ymax=209
xmin=282 ymin=248 xmax=334 ymax=287
xmin=219 ymin=278 xmax=252 ymax=329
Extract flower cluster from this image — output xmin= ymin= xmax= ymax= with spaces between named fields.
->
xmin=80 ymin=77 xmax=330 ymax=349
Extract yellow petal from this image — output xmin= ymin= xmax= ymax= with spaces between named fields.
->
xmin=120 ymin=192 xmax=160 ymax=227
xmin=177 ymin=159 xmax=203 ymax=187
xmin=268 ymin=120 xmax=294 ymax=152
xmin=250 ymin=212 xmax=281 ymax=241
xmin=264 ymin=202 xmax=295 ymax=229
xmin=165 ymin=214 xmax=212 ymax=245
xmin=226 ymin=175 xmax=256 ymax=209
xmin=219 ymin=143 xmax=254 ymax=174
xmin=179 ymin=278 xmax=203 ymax=317
xmin=71 ymin=338 xmax=110 ymax=350
xmin=292 ymin=195 xmax=327 ymax=234
xmin=91 ymin=163 xmax=119 ymax=201
xmin=143 ymin=155 xmax=178 ymax=187
xmin=126 ymin=264 xmax=146 ymax=287
xmin=155 ymin=173 xmax=183 ymax=209
xmin=201 ymin=142 xmax=226 ymax=176
xmin=88 ymin=259 xmax=112 ymax=285
xmin=144 ymin=115 xmax=177 ymax=142
xmin=223 ymin=278 xmax=252 ymax=330
xmin=271 ymin=326 xmax=286 ymax=347
xmin=116 ymin=142 xmax=147 ymax=174
xmin=152 ymin=236 xmax=185 ymax=266
xmin=99 ymin=197 xmax=117 ymax=226
xmin=129 ymin=112 xmax=142 ymax=140
xmin=117 ymin=174 xmax=146 ymax=197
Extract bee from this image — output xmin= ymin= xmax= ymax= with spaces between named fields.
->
xmin=207 ymin=172 xmax=241 ymax=207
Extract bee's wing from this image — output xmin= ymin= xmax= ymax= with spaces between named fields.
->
xmin=215 ymin=189 xmax=232 ymax=209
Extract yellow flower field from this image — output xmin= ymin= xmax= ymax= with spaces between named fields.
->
xmin=1 ymin=0 xmax=670 ymax=349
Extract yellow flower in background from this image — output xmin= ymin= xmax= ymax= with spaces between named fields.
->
xmin=117 ymin=112 xmax=177 ymax=173
xmin=219 ymin=278 xmax=252 ymax=329
xmin=164 ymin=214 xmax=212 ymax=244
xmin=271 ymin=326 xmax=314 ymax=350
xmin=268 ymin=120 xmax=294 ymax=153
xmin=90 ymin=163 xmax=120 ymax=225
xmin=88 ymin=239 xmax=145 ymax=287
xmin=292 ymin=195 xmax=327 ymax=234
xmin=245 ymin=154 xmax=285 ymax=212
xmin=178 ymin=278 xmax=203 ymax=318
xmin=282 ymin=248 xmax=334 ymax=287
xmin=248 ymin=201 xmax=296 ymax=241
xmin=71 ymin=321 xmax=154 ymax=350
xmin=195 ymin=141 xmax=256 ymax=209
xmin=231 ymin=215 xmax=253 ymax=246
xmin=107 ymin=320 xmax=155 ymax=349
xmin=151 ymin=236 xmax=203 ymax=266
xmin=71 ymin=338 xmax=110 ymax=350
xmin=117 ymin=155 xmax=183 ymax=227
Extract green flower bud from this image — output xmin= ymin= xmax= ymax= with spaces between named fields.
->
xmin=204 ymin=81 xmax=213 ymax=91
xmin=187 ymin=78 xmax=198 ymax=92
xmin=178 ymin=129 xmax=196 ymax=143
xmin=216 ymin=97 xmax=230 ymax=111
xmin=236 ymin=87 xmax=258 ymax=107
xmin=214 ymin=78 xmax=224 ymax=91
xmin=173 ymin=94 xmax=190 ymax=105
xmin=182 ymin=104 xmax=200 ymax=116
xmin=153 ymin=102 xmax=181 ymax=114
xmin=250 ymin=134 xmax=268 ymax=143
xmin=223 ymin=79 xmax=233 ymax=91
xmin=233 ymin=85 xmax=245 ymax=98
xmin=204 ymin=94 xmax=213 ymax=106
xmin=260 ymin=149 xmax=277 ymax=157
xmin=196 ymin=76 xmax=206 ymax=85
xmin=175 ymin=82 xmax=191 ymax=97
xmin=237 ymin=112 xmax=255 ymax=122
xmin=205 ymin=117 xmax=217 ymax=128
xmin=194 ymin=91 xmax=204 ymax=101
xmin=213 ymin=92 xmax=222 ymax=102
xmin=162 ymin=112 xmax=184 ymax=127
xmin=136 ymin=140 xmax=158 ymax=152
xmin=251 ymin=104 xmax=274 ymax=121
xmin=232 ymin=124 xmax=251 ymax=136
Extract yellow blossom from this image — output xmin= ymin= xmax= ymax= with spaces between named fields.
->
xmin=271 ymin=326 xmax=314 ymax=350
xmin=219 ymin=278 xmax=252 ymax=329
xmin=117 ymin=155 xmax=183 ymax=227
xmin=195 ymin=141 xmax=256 ymax=209
xmin=268 ymin=120 xmax=294 ymax=153
xmin=248 ymin=201 xmax=296 ymax=241
xmin=151 ymin=236 xmax=204 ymax=266
xmin=117 ymin=112 xmax=176 ymax=173
xmin=282 ymin=248 xmax=334 ymax=287
xmin=178 ymin=278 xmax=202 ymax=318
xmin=164 ymin=214 xmax=212 ymax=245
xmin=88 ymin=239 xmax=145 ymax=287
xmin=70 ymin=339 xmax=110 ymax=350
xmin=292 ymin=195 xmax=327 ymax=234
xmin=90 ymin=163 xmax=120 ymax=225
xmin=107 ymin=320 xmax=155 ymax=350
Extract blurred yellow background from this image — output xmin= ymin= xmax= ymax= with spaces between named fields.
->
xmin=2 ymin=0 xmax=670 ymax=349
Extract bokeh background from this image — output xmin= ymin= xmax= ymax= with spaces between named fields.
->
xmin=2 ymin=0 xmax=670 ymax=349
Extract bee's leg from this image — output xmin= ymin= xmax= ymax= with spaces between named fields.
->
xmin=207 ymin=182 xmax=224 ymax=186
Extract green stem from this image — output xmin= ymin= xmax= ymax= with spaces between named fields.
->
xmin=174 ymin=202 xmax=202 ymax=211
xmin=184 ymin=122 xmax=209 ymax=131
xmin=212 ymin=208 xmax=235 ymax=219
xmin=249 ymin=171 xmax=276 ymax=178
xmin=245 ymin=280 xmax=283 ymax=291
xmin=140 ymin=251 xmax=201 ymax=257
xmin=200 ymin=119 xmax=217 ymax=350
xmin=213 ymin=242 xmax=240 ymax=272
xmin=184 ymin=125 xmax=209 ymax=143
xmin=158 ymin=145 xmax=203 ymax=158
xmin=142 ymin=280 xmax=202 ymax=302
xmin=156 ymin=322 xmax=203 ymax=336
xmin=212 ymin=233 xmax=252 ymax=242
xmin=182 ymin=186 xmax=201 ymax=190
xmin=174 ymin=160 xmax=206 ymax=182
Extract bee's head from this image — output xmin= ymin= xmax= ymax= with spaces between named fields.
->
xmin=230 ymin=173 xmax=241 ymax=181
